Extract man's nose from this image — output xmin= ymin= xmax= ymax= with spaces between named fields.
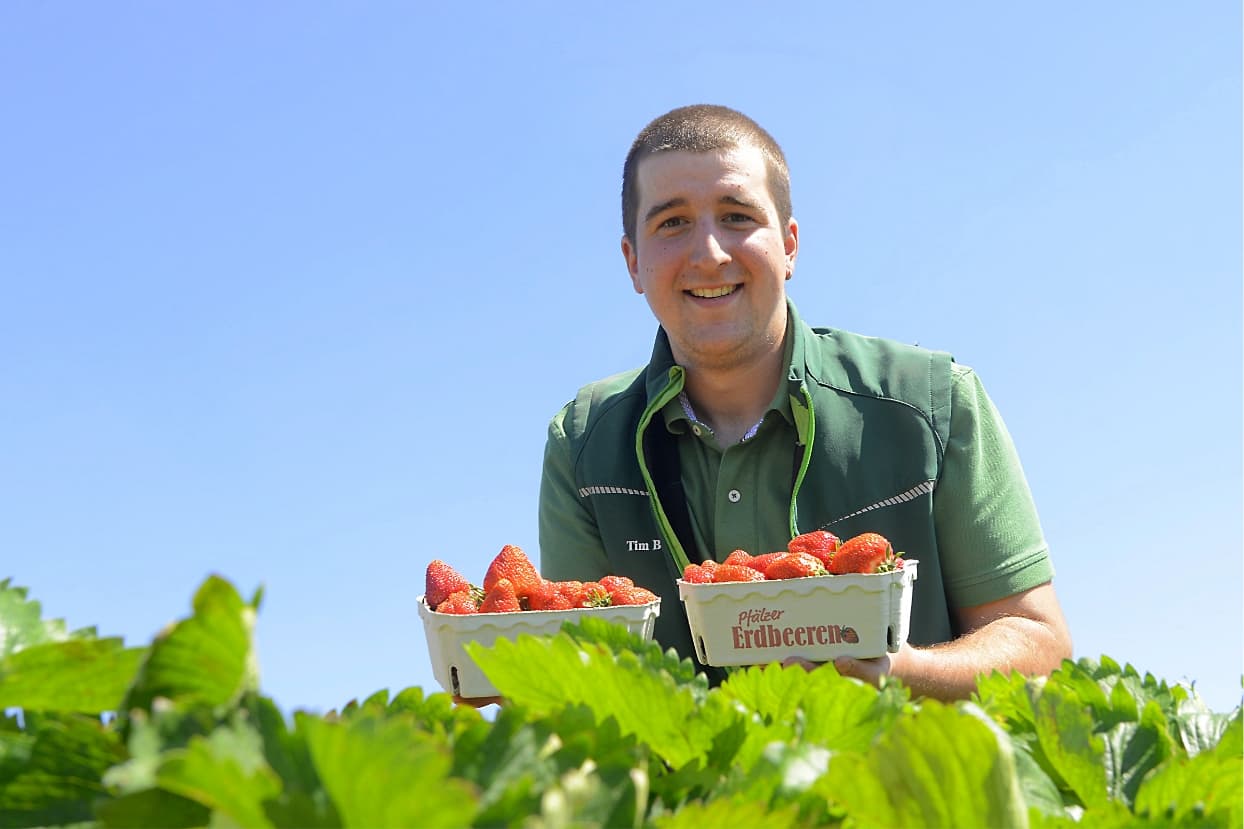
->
xmin=689 ymin=225 xmax=731 ymax=269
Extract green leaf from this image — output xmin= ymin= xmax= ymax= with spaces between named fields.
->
xmin=1133 ymin=714 xmax=1243 ymax=827
xmin=720 ymin=663 xmax=901 ymax=754
xmin=154 ymin=714 xmax=282 ymax=829
xmin=821 ymin=701 xmax=1028 ymax=829
xmin=1034 ymin=686 xmax=1109 ymax=810
xmin=561 ymin=617 xmax=707 ymax=693
xmin=0 ymin=712 xmax=127 ymax=829
xmin=96 ymin=787 xmax=212 ymax=829
xmin=1009 ymin=740 xmax=1069 ymax=817
xmin=652 ymin=795 xmax=803 ymax=829
xmin=298 ymin=712 xmax=477 ymax=829
xmin=121 ymin=576 xmax=260 ymax=713
xmin=1173 ymin=692 xmax=1237 ymax=756
xmin=467 ymin=630 xmax=716 ymax=769
xmin=1100 ymin=699 xmax=1176 ymax=807
xmin=0 ymin=579 xmax=92 ymax=660
xmin=0 ymin=637 xmax=145 ymax=713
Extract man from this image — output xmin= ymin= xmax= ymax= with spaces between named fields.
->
xmin=538 ymin=104 xmax=1072 ymax=701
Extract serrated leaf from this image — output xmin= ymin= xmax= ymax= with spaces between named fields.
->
xmin=0 ymin=637 xmax=144 ymax=713
xmin=1100 ymin=698 xmax=1176 ymax=807
xmin=1133 ymin=750 xmax=1243 ymax=826
xmin=819 ymin=701 xmax=1027 ymax=828
xmin=121 ymin=576 xmax=260 ymax=713
xmin=561 ymin=617 xmax=707 ymax=693
xmin=1173 ymin=692 xmax=1237 ymax=756
xmin=720 ymin=663 xmax=898 ymax=754
xmin=298 ymin=712 xmax=477 ymax=828
xmin=0 ymin=579 xmax=80 ymax=660
xmin=0 ymin=712 xmax=127 ymax=828
xmin=467 ymin=631 xmax=716 ymax=769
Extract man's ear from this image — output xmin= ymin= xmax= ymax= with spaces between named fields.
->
xmin=621 ymin=234 xmax=643 ymax=294
xmin=784 ymin=217 xmax=799 ymax=279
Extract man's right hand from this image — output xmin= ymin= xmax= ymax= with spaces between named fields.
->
xmin=453 ymin=695 xmax=503 ymax=708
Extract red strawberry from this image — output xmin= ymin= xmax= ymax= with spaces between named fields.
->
xmin=599 ymin=575 xmax=634 ymax=596
xmin=829 ymin=532 xmax=893 ymax=575
xmin=682 ymin=563 xmax=714 ymax=584
xmin=425 ymin=559 xmax=473 ymax=610
xmin=744 ymin=552 xmax=786 ymax=575
xmin=712 ymin=564 xmax=766 ymax=583
xmin=700 ymin=559 xmax=720 ymax=576
xmin=483 ymin=544 xmax=541 ymax=599
xmin=435 ymin=589 xmax=479 ymax=614
xmin=610 ymin=585 xmax=658 ymax=606
xmin=723 ymin=549 xmax=753 ymax=567
xmin=555 ymin=580 xmax=584 ymax=602
xmin=764 ymin=552 xmax=827 ymax=580
xmin=788 ymin=531 xmax=840 ymax=567
xmin=478 ymin=578 xmax=522 ymax=613
xmin=528 ymin=580 xmax=574 ymax=611
xmin=575 ymin=581 xmax=612 ymax=607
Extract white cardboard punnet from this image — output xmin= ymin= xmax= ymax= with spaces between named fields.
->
xmin=677 ymin=561 xmax=918 ymax=666
xmin=418 ymin=597 xmax=661 ymax=699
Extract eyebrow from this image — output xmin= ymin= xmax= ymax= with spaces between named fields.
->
xmin=644 ymin=195 xmax=760 ymax=224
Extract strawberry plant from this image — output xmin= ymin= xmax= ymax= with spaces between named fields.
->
xmin=1 ymin=574 xmax=1240 ymax=828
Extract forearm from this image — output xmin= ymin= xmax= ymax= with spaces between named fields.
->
xmin=892 ymin=614 xmax=1072 ymax=702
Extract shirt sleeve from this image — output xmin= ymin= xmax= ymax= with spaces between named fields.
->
xmin=537 ymin=405 xmax=613 ymax=582
xmin=933 ymin=364 xmax=1055 ymax=609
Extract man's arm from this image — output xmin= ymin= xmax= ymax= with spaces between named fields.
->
xmin=832 ymin=581 xmax=1072 ymax=701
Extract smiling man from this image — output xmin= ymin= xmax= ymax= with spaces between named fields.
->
xmin=538 ymin=104 xmax=1072 ymax=700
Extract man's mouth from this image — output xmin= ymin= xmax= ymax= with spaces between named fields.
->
xmin=687 ymin=285 xmax=738 ymax=299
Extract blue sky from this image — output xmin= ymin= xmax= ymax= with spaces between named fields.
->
xmin=3 ymin=3 xmax=1240 ymax=714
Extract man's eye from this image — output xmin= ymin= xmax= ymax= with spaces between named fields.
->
xmin=723 ymin=213 xmax=754 ymax=223
xmin=658 ymin=217 xmax=686 ymax=229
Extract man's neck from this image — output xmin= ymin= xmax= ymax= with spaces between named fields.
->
xmin=680 ymin=344 xmax=786 ymax=448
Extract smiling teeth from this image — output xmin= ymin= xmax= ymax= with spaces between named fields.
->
xmin=690 ymin=285 xmax=737 ymax=298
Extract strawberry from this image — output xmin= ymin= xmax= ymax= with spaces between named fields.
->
xmin=435 ymin=589 xmax=479 ymax=614
xmin=829 ymin=532 xmax=893 ymax=575
xmin=575 ymin=581 xmax=612 ymax=607
xmin=483 ymin=544 xmax=541 ymax=599
xmin=599 ymin=575 xmax=634 ymax=596
xmin=700 ymin=559 xmax=720 ymax=576
xmin=424 ymin=559 xmax=474 ymax=610
xmin=527 ymin=580 xmax=574 ymax=611
xmin=682 ymin=563 xmax=714 ymax=583
xmin=788 ymin=531 xmax=840 ymax=568
xmin=478 ymin=578 xmax=522 ymax=613
xmin=712 ymin=564 xmax=766 ymax=583
xmin=744 ymin=552 xmax=785 ymax=575
xmin=610 ymin=585 xmax=658 ymax=606
xmin=764 ymin=552 xmax=827 ymax=580
xmin=723 ymin=549 xmax=753 ymax=567
xmin=555 ymin=580 xmax=584 ymax=602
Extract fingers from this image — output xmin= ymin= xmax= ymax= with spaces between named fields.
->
xmin=452 ymin=695 xmax=504 ymax=708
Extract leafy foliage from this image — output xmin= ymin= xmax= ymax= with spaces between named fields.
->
xmin=0 ymin=575 xmax=1239 ymax=828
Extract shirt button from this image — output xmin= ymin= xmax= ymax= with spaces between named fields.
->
xmin=727 ymin=489 xmax=741 ymax=503
xmin=692 ymin=425 xmax=702 ymax=436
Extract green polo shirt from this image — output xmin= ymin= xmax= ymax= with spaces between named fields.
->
xmin=539 ymin=304 xmax=1053 ymax=630
xmin=661 ymin=360 xmax=1045 ymax=606
xmin=661 ymin=330 xmax=801 ymax=560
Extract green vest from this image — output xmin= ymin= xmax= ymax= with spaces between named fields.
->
xmin=561 ymin=303 xmax=955 ymax=669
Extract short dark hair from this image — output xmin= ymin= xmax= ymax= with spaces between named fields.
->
xmin=621 ymin=104 xmax=792 ymax=243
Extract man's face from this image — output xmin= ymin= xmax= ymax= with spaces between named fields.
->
xmin=622 ymin=145 xmax=798 ymax=373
